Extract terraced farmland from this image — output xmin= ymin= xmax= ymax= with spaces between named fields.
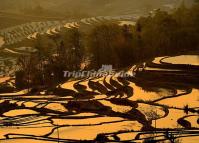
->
xmin=0 ymin=10 xmax=199 ymax=142
xmin=0 ymin=15 xmax=138 ymax=46
xmin=0 ymin=15 xmax=138 ymax=77
xmin=0 ymin=55 xmax=198 ymax=142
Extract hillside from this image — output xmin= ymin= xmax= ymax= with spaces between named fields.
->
xmin=0 ymin=0 xmax=195 ymax=29
xmin=0 ymin=0 xmax=195 ymax=15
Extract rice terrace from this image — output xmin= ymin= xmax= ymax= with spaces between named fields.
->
xmin=0 ymin=0 xmax=199 ymax=143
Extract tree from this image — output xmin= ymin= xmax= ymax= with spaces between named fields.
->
xmin=138 ymin=11 xmax=180 ymax=57
xmin=88 ymin=23 xmax=128 ymax=68
xmin=45 ymin=28 xmax=85 ymax=84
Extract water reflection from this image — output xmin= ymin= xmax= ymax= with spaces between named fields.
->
xmin=119 ymin=21 xmax=136 ymax=26
xmin=0 ymin=55 xmax=198 ymax=142
xmin=162 ymin=55 xmax=199 ymax=66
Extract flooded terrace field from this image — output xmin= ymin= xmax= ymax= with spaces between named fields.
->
xmin=0 ymin=55 xmax=198 ymax=142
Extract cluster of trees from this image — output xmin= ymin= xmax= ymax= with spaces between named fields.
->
xmin=136 ymin=3 xmax=199 ymax=59
xmin=89 ymin=3 xmax=199 ymax=68
xmin=16 ymin=3 xmax=199 ymax=89
xmin=88 ymin=23 xmax=135 ymax=68
xmin=16 ymin=28 xmax=84 ymax=89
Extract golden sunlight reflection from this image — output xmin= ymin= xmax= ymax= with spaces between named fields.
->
xmin=50 ymin=121 xmax=142 ymax=140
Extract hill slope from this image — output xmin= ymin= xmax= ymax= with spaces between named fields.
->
xmin=0 ymin=0 xmax=195 ymax=15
